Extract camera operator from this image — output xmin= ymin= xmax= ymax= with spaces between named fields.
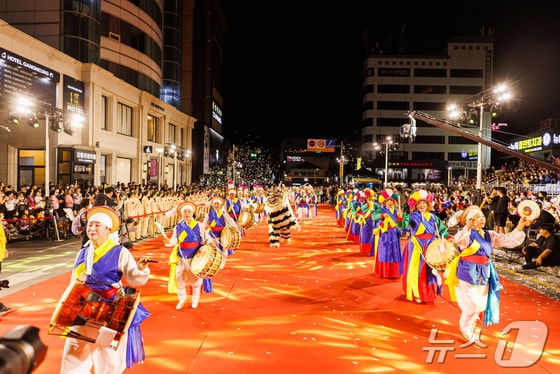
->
xmin=0 ymin=325 xmax=47 ymax=373
xmin=0 ymin=219 xmax=11 ymax=313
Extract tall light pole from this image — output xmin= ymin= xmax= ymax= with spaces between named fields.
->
xmin=339 ymin=141 xmax=344 ymax=188
xmin=44 ymin=112 xmax=50 ymax=193
xmin=476 ymin=104 xmax=484 ymax=190
xmin=155 ymin=147 xmax=164 ymax=188
xmin=170 ymin=145 xmax=178 ymax=191
xmin=448 ymin=83 xmax=513 ymax=191
xmin=374 ymin=136 xmax=393 ymax=188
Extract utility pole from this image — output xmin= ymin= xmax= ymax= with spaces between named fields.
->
xmin=339 ymin=141 xmax=344 ymax=188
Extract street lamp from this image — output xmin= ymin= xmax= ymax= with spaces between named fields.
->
xmin=155 ymin=147 xmax=164 ymax=188
xmin=339 ymin=141 xmax=344 ymax=188
xmin=374 ymin=136 xmax=394 ymax=187
xmin=336 ymin=155 xmax=347 ymax=188
xmin=471 ymin=84 xmax=512 ymax=189
xmin=170 ymin=144 xmax=178 ymax=191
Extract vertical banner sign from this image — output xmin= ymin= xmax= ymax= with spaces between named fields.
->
xmin=149 ymin=159 xmax=159 ymax=179
xmin=63 ymin=75 xmax=85 ymax=120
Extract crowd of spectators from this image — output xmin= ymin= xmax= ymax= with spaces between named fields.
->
xmin=1 ymin=157 xmax=560 ymax=242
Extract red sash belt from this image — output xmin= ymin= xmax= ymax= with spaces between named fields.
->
xmin=415 ymin=234 xmax=433 ymax=240
xmin=211 ymin=226 xmax=224 ymax=232
xmin=96 ymin=288 xmax=118 ymax=299
xmin=180 ymin=242 xmax=199 ymax=249
xmin=461 ymin=255 xmax=489 ymax=265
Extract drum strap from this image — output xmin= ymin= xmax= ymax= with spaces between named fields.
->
xmin=211 ymin=226 xmax=224 ymax=232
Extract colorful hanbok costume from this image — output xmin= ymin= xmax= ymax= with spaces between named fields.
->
xmin=371 ymin=189 xmax=402 ymax=278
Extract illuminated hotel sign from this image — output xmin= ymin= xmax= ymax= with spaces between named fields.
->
xmin=0 ymin=48 xmax=59 ymax=107
xmin=212 ymin=101 xmax=222 ymax=125
xmin=63 ymin=75 xmax=85 ymax=116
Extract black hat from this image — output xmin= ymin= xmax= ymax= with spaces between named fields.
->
xmin=530 ymin=210 xmax=556 ymax=230
xmin=537 ymin=222 xmax=555 ymax=232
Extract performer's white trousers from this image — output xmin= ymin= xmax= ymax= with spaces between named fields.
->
xmin=176 ymin=258 xmax=203 ymax=304
xmin=455 ymin=279 xmax=489 ymax=337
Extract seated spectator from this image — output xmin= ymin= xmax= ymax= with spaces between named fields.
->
xmin=17 ymin=213 xmax=31 ymax=237
xmin=517 ymin=222 xmax=560 ymax=270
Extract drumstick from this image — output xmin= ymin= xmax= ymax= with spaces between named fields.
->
xmin=155 ymin=222 xmax=167 ymax=236
xmin=136 ymin=258 xmax=163 ymax=263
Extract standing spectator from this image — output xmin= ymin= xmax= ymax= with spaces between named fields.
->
xmin=484 ymin=188 xmax=499 ymax=230
xmin=72 ymin=197 xmax=91 ymax=246
xmin=163 ymin=202 xmax=210 ymax=309
xmin=0 ymin=218 xmax=11 ymax=313
xmin=72 ymin=186 xmax=83 ymax=212
xmin=493 ymin=187 xmax=509 ymax=234
xmin=93 ymin=186 xmax=118 ymax=209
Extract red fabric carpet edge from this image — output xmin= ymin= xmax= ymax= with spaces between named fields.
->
xmin=0 ymin=204 xmax=558 ymax=373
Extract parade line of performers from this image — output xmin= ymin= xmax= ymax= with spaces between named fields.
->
xmin=336 ymin=187 xmax=532 ymax=344
xmin=48 ymin=182 xmax=532 ymax=372
xmin=52 ymin=182 xmax=291 ymax=373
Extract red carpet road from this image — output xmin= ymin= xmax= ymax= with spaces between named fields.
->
xmin=0 ymin=204 xmax=558 ymax=373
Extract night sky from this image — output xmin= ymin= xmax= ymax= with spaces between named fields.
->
xmin=221 ymin=1 xmax=560 ymax=151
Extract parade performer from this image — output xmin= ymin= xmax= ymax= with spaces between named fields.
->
xmin=202 ymin=196 xmax=240 ymax=256
xmin=400 ymin=189 xmax=453 ymax=303
xmin=59 ymin=206 xmax=151 ymax=373
xmin=358 ymin=189 xmax=377 ymax=255
xmin=225 ymin=188 xmax=243 ymax=222
xmin=335 ymin=189 xmax=346 ymax=228
xmin=445 ymin=206 xmax=530 ymax=342
xmin=371 ymin=188 xmax=403 ymax=278
xmin=346 ymin=191 xmax=362 ymax=244
xmin=164 ymin=202 xmax=210 ymax=309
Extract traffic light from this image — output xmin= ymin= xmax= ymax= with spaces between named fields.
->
xmin=250 ymin=152 xmax=257 ymax=159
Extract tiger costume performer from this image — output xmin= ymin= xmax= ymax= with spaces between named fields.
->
xmin=265 ymin=187 xmax=300 ymax=248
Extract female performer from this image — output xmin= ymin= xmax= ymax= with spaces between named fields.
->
xmin=400 ymin=189 xmax=453 ymax=303
xmin=202 ymin=196 xmax=240 ymax=256
xmin=445 ymin=205 xmax=530 ymax=342
xmin=59 ymin=206 xmax=151 ymax=373
xmin=164 ymin=201 xmax=210 ymax=309
xmin=371 ymin=188 xmax=402 ymax=277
